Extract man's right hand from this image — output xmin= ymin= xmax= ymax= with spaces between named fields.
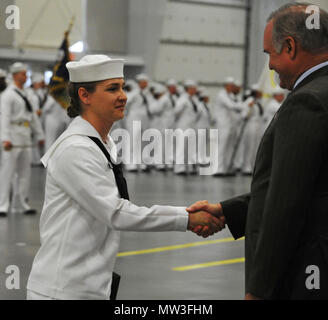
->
xmin=187 ymin=201 xmax=226 ymax=237
xmin=3 ymin=141 xmax=13 ymax=151
xmin=187 ymin=210 xmax=223 ymax=237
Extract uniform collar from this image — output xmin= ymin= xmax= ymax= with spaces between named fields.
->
xmin=41 ymin=116 xmax=112 ymax=167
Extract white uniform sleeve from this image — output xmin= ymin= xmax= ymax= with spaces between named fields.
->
xmin=173 ymin=97 xmax=186 ymax=119
xmin=50 ymin=143 xmax=189 ymax=232
xmin=219 ymin=91 xmax=243 ymax=112
xmin=149 ymin=99 xmax=164 ymax=116
xmin=1 ymin=91 xmax=13 ymax=142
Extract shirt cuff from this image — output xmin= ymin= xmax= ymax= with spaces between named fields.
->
xmin=174 ymin=207 xmax=189 ymax=231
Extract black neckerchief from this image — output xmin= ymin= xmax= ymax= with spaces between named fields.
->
xmin=88 ymin=136 xmax=129 ymax=200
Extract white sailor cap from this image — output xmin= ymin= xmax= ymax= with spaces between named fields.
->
xmin=234 ymin=80 xmax=242 ymax=87
xmin=0 ymin=69 xmax=7 ymax=78
xmin=199 ymin=88 xmax=209 ymax=98
xmin=66 ymin=55 xmax=124 ymax=83
xmin=184 ymin=79 xmax=197 ymax=88
xmin=136 ymin=73 xmax=149 ymax=82
xmin=125 ymin=79 xmax=137 ymax=88
xmin=166 ymin=78 xmax=177 ymax=86
xmin=272 ymin=86 xmax=285 ymax=95
xmin=250 ymin=83 xmax=260 ymax=91
xmin=31 ymin=72 xmax=44 ymax=83
xmin=10 ymin=62 xmax=28 ymax=74
xmin=153 ymin=83 xmax=167 ymax=95
xmin=224 ymin=76 xmax=235 ymax=84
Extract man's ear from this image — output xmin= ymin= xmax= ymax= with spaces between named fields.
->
xmin=285 ymin=37 xmax=297 ymax=59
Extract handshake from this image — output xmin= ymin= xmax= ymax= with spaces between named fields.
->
xmin=186 ymin=201 xmax=226 ymax=238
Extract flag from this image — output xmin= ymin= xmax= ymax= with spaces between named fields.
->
xmin=48 ymin=31 xmax=71 ymax=109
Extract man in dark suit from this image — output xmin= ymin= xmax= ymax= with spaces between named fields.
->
xmin=188 ymin=3 xmax=328 ymax=299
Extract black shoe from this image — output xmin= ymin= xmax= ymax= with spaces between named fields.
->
xmin=225 ymin=172 xmax=236 ymax=177
xmin=212 ymin=173 xmax=225 ymax=177
xmin=24 ymin=209 xmax=37 ymax=215
xmin=0 ymin=212 xmax=8 ymax=217
xmin=175 ymin=171 xmax=187 ymax=176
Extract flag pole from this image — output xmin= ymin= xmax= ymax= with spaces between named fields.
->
xmin=65 ymin=15 xmax=75 ymax=39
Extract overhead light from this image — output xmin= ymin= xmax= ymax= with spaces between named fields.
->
xmin=69 ymin=41 xmax=84 ymax=53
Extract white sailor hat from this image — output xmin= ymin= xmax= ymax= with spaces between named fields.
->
xmin=224 ymin=76 xmax=235 ymax=84
xmin=153 ymin=83 xmax=167 ymax=95
xmin=184 ymin=79 xmax=197 ymax=88
xmin=250 ymin=83 xmax=260 ymax=91
xmin=31 ymin=72 xmax=44 ymax=83
xmin=166 ymin=78 xmax=177 ymax=86
xmin=66 ymin=55 xmax=124 ymax=83
xmin=0 ymin=69 xmax=7 ymax=78
xmin=200 ymin=88 xmax=210 ymax=98
xmin=10 ymin=62 xmax=28 ymax=74
xmin=136 ymin=73 xmax=149 ymax=82
xmin=125 ymin=79 xmax=137 ymax=88
xmin=234 ymin=80 xmax=242 ymax=87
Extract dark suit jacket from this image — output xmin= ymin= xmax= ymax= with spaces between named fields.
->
xmin=221 ymin=65 xmax=328 ymax=299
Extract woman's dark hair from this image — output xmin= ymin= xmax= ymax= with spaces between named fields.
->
xmin=67 ymin=81 xmax=98 ymax=118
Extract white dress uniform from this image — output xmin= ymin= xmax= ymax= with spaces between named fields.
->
xmin=213 ymin=88 xmax=242 ymax=175
xmin=41 ymin=94 xmax=69 ymax=152
xmin=0 ymin=69 xmax=8 ymax=166
xmin=263 ymin=98 xmax=281 ymax=130
xmin=124 ymin=86 xmax=152 ymax=171
xmin=195 ymin=91 xmax=211 ymax=166
xmin=149 ymin=84 xmax=173 ymax=169
xmin=26 ymin=86 xmax=45 ymax=164
xmin=0 ymin=84 xmax=44 ymax=213
xmin=239 ymin=97 xmax=263 ymax=174
xmin=26 ymin=116 xmax=188 ymax=300
xmin=173 ymin=90 xmax=199 ymax=174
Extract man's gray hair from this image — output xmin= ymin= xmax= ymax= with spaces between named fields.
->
xmin=267 ymin=2 xmax=328 ymax=53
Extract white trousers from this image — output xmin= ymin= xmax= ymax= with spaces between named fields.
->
xmin=215 ymin=124 xmax=233 ymax=174
xmin=241 ymin=120 xmax=260 ymax=173
xmin=0 ymin=147 xmax=32 ymax=212
xmin=174 ymin=129 xmax=197 ymax=173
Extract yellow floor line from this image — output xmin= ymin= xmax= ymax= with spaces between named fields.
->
xmin=173 ymin=257 xmax=245 ymax=271
xmin=117 ymin=237 xmax=244 ymax=257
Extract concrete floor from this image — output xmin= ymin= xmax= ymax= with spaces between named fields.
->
xmin=0 ymin=167 xmax=251 ymax=300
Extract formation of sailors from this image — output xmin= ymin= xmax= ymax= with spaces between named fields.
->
xmin=116 ymin=73 xmax=285 ymax=176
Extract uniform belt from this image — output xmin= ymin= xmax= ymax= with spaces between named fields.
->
xmin=11 ymin=121 xmax=30 ymax=127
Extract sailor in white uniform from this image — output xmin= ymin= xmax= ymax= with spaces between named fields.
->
xmin=0 ymin=69 xmax=8 ymax=166
xmin=0 ymin=62 xmax=44 ymax=216
xmin=149 ymin=83 xmax=172 ymax=170
xmin=212 ymin=77 xmax=243 ymax=176
xmin=124 ymin=73 xmax=153 ymax=172
xmin=174 ymin=80 xmax=199 ymax=175
xmin=165 ymin=79 xmax=180 ymax=168
xmin=26 ymin=54 xmax=222 ymax=300
xmin=239 ymin=84 xmax=264 ymax=175
xmin=41 ymin=89 xmax=69 ymax=152
xmin=263 ymin=87 xmax=285 ymax=130
xmin=28 ymin=73 xmax=46 ymax=165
